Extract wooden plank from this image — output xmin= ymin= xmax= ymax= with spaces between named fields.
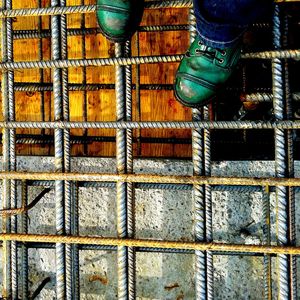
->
xmin=7 ymin=1 xmax=192 ymax=157
xmin=137 ymin=7 xmax=191 ymax=157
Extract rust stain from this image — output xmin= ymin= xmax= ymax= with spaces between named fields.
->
xmin=108 ymin=43 xmax=115 ymax=58
xmin=89 ymin=273 xmax=108 ymax=285
xmin=2 ymin=288 xmax=7 ymax=299
xmin=164 ymin=282 xmax=179 ymax=291
xmin=176 ymin=291 xmax=184 ymax=300
xmin=168 ymin=98 xmax=176 ymax=108
xmin=243 ymin=101 xmax=259 ymax=111
xmin=26 ymin=91 xmax=35 ymax=98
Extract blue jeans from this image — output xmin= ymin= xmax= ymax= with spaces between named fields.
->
xmin=193 ymin=0 xmax=273 ymax=49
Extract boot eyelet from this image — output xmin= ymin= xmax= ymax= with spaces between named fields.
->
xmin=198 ymin=41 xmax=202 ymax=46
xmin=195 ymin=48 xmax=201 ymax=53
xmin=221 ymin=50 xmax=227 ymax=56
xmin=219 ymin=59 xmax=224 ymax=64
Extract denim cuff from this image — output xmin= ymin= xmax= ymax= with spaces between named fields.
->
xmin=194 ymin=7 xmax=247 ymax=49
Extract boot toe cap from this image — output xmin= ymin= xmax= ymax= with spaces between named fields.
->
xmin=97 ymin=10 xmax=130 ymax=40
xmin=175 ymin=77 xmax=215 ymax=107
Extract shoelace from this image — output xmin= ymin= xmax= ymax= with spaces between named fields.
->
xmin=186 ymin=40 xmax=227 ymax=64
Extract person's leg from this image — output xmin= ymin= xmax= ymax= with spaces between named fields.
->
xmin=194 ymin=0 xmax=272 ymax=48
xmin=174 ymin=0 xmax=272 ymax=107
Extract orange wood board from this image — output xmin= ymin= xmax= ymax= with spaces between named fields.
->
xmin=3 ymin=0 xmax=193 ymax=157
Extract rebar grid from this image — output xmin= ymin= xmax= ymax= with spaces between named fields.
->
xmin=0 ymin=1 xmax=299 ymax=299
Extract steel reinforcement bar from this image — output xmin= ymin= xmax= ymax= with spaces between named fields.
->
xmin=0 ymin=0 xmax=297 ymax=18
xmin=1 ymin=233 xmax=300 ymax=255
xmin=0 ymin=49 xmax=299 ymax=71
xmin=0 ymin=172 xmax=298 ymax=186
xmin=1 ymin=0 xmax=300 ymax=299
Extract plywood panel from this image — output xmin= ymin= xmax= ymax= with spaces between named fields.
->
xmin=7 ymin=0 xmax=192 ymax=157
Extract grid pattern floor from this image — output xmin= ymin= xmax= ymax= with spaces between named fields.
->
xmin=0 ymin=0 xmax=300 ymax=299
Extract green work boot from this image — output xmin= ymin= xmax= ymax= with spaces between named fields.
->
xmin=96 ymin=0 xmax=144 ymax=42
xmin=174 ymin=36 xmax=242 ymax=108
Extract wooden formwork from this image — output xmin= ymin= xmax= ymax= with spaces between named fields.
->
xmin=9 ymin=0 xmax=192 ymax=158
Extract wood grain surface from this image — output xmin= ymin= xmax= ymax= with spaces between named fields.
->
xmin=6 ymin=0 xmax=193 ymax=157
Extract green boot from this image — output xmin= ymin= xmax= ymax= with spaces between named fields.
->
xmin=174 ymin=36 xmax=242 ymax=108
xmin=96 ymin=0 xmax=144 ymax=42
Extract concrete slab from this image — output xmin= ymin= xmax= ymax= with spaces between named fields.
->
xmin=0 ymin=157 xmax=299 ymax=299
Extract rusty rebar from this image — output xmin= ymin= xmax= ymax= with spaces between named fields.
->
xmin=1 ymin=233 xmax=300 ymax=255
xmin=0 ymin=172 xmax=300 ymax=186
xmin=0 ymin=188 xmax=51 ymax=216
xmin=0 ymin=0 xmax=295 ymax=18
